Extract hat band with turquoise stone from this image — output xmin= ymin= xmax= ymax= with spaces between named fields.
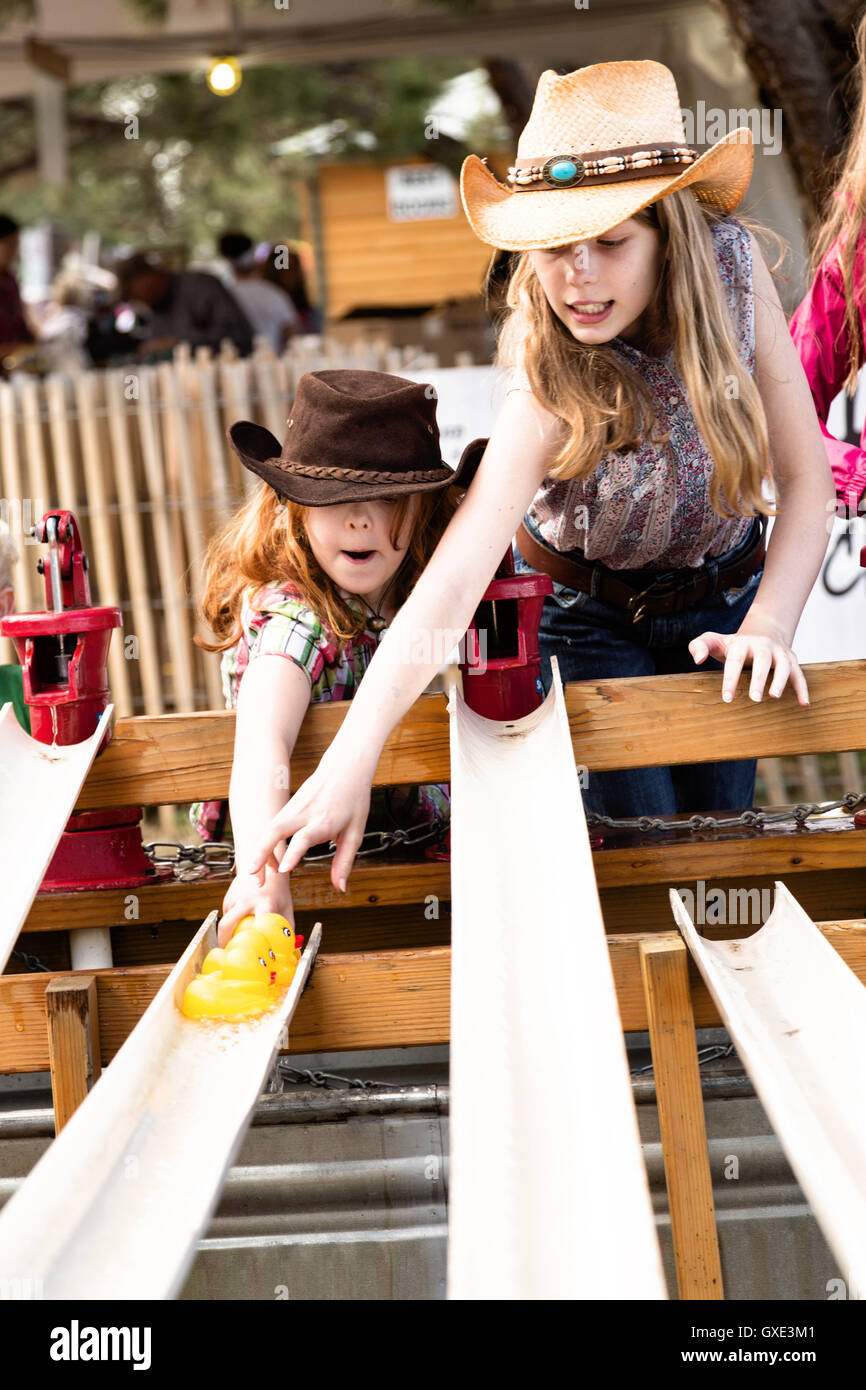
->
xmin=507 ymin=144 xmax=697 ymax=191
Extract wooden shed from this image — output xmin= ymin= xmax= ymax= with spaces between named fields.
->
xmin=297 ymin=155 xmax=506 ymax=322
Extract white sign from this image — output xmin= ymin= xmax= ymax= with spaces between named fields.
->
xmin=385 ymin=165 xmax=458 ymax=222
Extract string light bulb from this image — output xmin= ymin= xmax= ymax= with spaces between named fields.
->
xmin=207 ymin=57 xmax=242 ymax=97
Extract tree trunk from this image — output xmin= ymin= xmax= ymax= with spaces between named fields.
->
xmin=716 ymin=0 xmax=863 ymax=221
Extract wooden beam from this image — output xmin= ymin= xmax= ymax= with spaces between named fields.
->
xmin=4 ymin=923 xmax=866 ymax=1072
xmin=26 ymin=37 xmax=71 ymax=83
xmin=22 ymin=858 xmax=452 ymax=933
xmin=640 ymin=936 xmax=723 ymax=1301
xmin=45 ymin=976 xmax=101 ymax=1133
xmin=70 ymin=661 xmax=866 ymax=810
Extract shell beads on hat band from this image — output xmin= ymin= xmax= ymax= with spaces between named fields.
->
xmin=507 ymin=146 xmax=697 ymax=190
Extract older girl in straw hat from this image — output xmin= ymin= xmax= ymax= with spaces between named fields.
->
xmin=243 ymin=60 xmax=833 ymax=885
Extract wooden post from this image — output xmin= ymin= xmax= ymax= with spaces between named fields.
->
xmin=46 ymin=975 xmax=102 ymax=1134
xmin=639 ymin=933 xmax=724 ymax=1300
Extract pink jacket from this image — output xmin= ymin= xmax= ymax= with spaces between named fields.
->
xmin=789 ymin=236 xmax=866 ymax=515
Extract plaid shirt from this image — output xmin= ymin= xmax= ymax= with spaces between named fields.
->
xmin=190 ymin=580 xmax=449 ymax=842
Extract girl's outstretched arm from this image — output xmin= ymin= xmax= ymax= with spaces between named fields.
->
xmin=218 ymin=653 xmax=312 ymax=943
xmin=689 ymin=232 xmax=836 ymax=705
xmin=247 ymin=388 xmax=563 ymax=891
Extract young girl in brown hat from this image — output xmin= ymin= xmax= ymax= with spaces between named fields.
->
xmin=194 ymin=368 xmax=483 ymax=941
xmin=245 ymin=60 xmax=834 ymax=887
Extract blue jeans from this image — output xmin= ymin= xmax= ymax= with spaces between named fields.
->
xmin=512 ymin=525 xmax=763 ymax=818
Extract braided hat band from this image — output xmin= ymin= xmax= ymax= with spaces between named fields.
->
xmin=287 ymin=462 xmax=452 ymax=483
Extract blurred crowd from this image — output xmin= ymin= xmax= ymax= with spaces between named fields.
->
xmin=0 ymin=214 xmax=320 ymax=377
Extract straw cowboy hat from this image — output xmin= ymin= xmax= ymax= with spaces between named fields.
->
xmin=460 ymin=60 xmax=754 ymax=251
xmin=228 ymin=369 xmax=487 ymax=506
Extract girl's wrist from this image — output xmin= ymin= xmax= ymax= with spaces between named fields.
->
xmin=736 ymin=605 xmax=794 ymax=647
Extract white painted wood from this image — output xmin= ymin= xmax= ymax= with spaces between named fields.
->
xmin=0 ymin=703 xmax=113 ymax=973
xmin=0 ymin=918 xmax=322 ymax=1300
xmin=447 ymin=657 xmax=666 ymax=1300
xmin=670 ymin=881 xmax=866 ymax=1298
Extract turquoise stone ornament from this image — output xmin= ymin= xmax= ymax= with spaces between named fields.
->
xmin=542 ymin=156 xmax=585 ymax=188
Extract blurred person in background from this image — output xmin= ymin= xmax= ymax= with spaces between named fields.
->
xmin=263 ymin=242 xmax=320 ymax=334
xmin=116 ymin=251 xmax=254 ymax=359
xmin=219 ymin=231 xmax=301 ymax=354
xmin=0 ymin=214 xmax=35 ymax=375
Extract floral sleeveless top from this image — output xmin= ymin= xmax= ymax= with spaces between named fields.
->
xmin=511 ymin=217 xmax=757 ymax=570
xmin=190 ymin=580 xmax=449 ymax=843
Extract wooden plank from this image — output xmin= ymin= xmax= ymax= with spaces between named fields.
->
xmin=72 ymin=371 xmax=133 ymax=717
xmin=22 ymin=858 xmax=452 ymax=932
xmin=599 ymin=869 xmax=866 ymax=938
xmin=66 ymin=662 xmax=866 ymax=811
xmin=640 ymin=935 xmax=723 ymax=1300
xmin=671 ymin=882 xmax=866 ymax=1297
xmin=0 ymin=919 xmax=322 ymax=1300
xmin=5 ymin=922 xmax=866 ymax=1071
xmin=562 ymin=662 xmax=866 ymax=767
xmin=446 ymin=660 xmax=665 ymax=1299
xmin=0 ymin=380 xmax=37 ymax=620
xmin=104 ymin=371 xmax=164 ymax=717
xmin=46 ymin=975 xmax=101 ymax=1133
xmin=594 ymin=823 xmax=866 ymax=888
xmin=0 ymin=947 xmax=451 ymax=1071
xmin=136 ymin=367 xmax=197 ymax=715
xmin=157 ymin=361 xmax=223 ymax=711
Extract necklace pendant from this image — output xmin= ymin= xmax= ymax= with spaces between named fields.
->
xmin=369 ymin=615 xmax=388 ymax=633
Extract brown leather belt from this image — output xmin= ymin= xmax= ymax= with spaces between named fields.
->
xmin=515 ymin=517 xmax=766 ymax=623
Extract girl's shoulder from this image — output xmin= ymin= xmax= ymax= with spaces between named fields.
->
xmin=707 ymin=216 xmax=755 ymax=367
xmin=241 ymin=578 xmax=334 ymax=656
xmin=707 ymin=216 xmax=753 ymax=286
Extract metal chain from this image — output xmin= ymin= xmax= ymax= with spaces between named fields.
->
xmin=142 ymin=815 xmax=449 ymax=880
xmin=586 ymin=791 xmax=866 ymax=836
xmin=632 ymin=1042 xmax=735 ymax=1077
xmin=11 ymin=948 xmax=51 ymax=973
xmin=277 ymin=1064 xmax=403 ymax=1091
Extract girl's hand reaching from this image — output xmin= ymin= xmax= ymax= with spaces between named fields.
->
xmin=217 ymin=866 xmax=296 ymax=947
xmin=247 ymin=744 xmax=375 ymax=895
xmin=689 ymin=623 xmax=809 ymax=706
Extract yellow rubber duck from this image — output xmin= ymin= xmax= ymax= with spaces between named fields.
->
xmin=180 ymin=915 xmax=301 ymax=1020
xmin=236 ymin=913 xmax=300 ymax=987
xmin=181 ymin=927 xmax=278 ymax=1020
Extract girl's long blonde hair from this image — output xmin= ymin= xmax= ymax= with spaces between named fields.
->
xmin=196 ymin=482 xmax=460 ymax=655
xmin=810 ymin=8 xmax=866 ymax=394
xmin=494 ymin=187 xmax=773 ymax=519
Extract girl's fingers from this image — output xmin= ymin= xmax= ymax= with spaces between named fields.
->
xmin=767 ymin=651 xmax=791 ymax=699
xmin=689 ymin=637 xmax=708 ymax=663
xmin=789 ymin=659 xmax=810 ymax=706
xmin=331 ymin=826 xmax=366 ymax=895
xmin=748 ymin=646 xmax=774 ymax=701
xmin=692 ymin=631 xmax=727 ymax=663
xmin=721 ymin=640 xmax=748 ymax=702
xmin=277 ymin=825 xmax=323 ymax=875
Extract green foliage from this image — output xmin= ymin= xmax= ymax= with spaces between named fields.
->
xmin=0 ymin=56 xmax=479 ymax=255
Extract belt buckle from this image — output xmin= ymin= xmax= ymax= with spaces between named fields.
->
xmin=626 ymin=572 xmax=676 ymax=624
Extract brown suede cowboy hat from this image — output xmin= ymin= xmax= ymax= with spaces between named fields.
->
xmin=228 ymin=369 xmax=487 ymax=506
